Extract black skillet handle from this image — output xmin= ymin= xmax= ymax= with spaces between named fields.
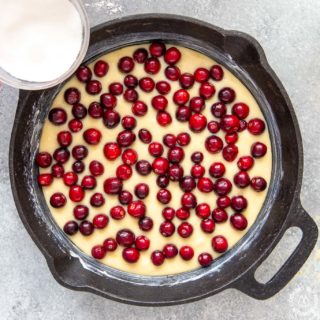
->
xmin=232 ymin=202 xmax=318 ymax=299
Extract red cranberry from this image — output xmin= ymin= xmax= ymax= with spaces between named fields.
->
xmin=173 ymin=89 xmax=189 ymax=105
xmin=169 ymin=164 xmax=184 ymax=181
xmin=179 ymin=246 xmax=194 ymax=260
xmin=149 ymin=41 xmax=166 ymax=57
xmin=176 ymin=105 xmax=191 ymax=122
xmin=110 ymin=205 xmax=126 ymax=220
xmin=63 ymin=171 xmax=78 ymax=186
xmin=218 ymin=87 xmax=236 ymax=103
xmin=201 ymin=218 xmax=215 ymax=233
xmin=103 ymin=238 xmax=118 ymax=251
xmin=209 ymin=162 xmax=225 ymax=178
xmin=116 ymin=164 xmax=132 ymax=180
xmin=251 ymin=142 xmax=267 ymax=158
xmin=144 ymin=57 xmax=161 ymax=74
xmin=72 ymin=103 xmax=87 ymax=119
xmin=237 ymin=156 xmax=254 ymax=171
xmin=50 ymin=192 xmax=66 ymax=208
xmin=135 ymin=235 xmax=150 ymax=251
xmin=177 ymin=132 xmax=191 ymax=146
xmin=64 ymin=87 xmax=80 ymax=105
xmin=139 ymin=216 xmax=153 ymax=231
xmin=195 ymin=203 xmax=211 ymax=219
xmin=121 ymin=116 xmax=136 ymax=130
xmin=157 ymin=175 xmax=170 ymax=188
xmin=109 ymin=82 xmax=124 ymax=95
xmin=191 ymin=151 xmax=203 ymax=164
xmin=124 ymin=88 xmax=138 ymax=102
xmin=211 ymin=102 xmax=227 ymax=118
xmin=194 ymin=67 xmax=209 ymax=82
xmin=212 ymin=235 xmax=228 ymax=253
xmin=199 ymin=82 xmax=215 ymax=99
xmin=248 ymin=118 xmax=266 ymax=135
xmin=239 ymin=119 xmax=247 ymax=131
xmin=176 ymin=207 xmax=190 ymax=220
xmin=157 ymin=111 xmax=172 ymax=126
xmin=157 ymin=189 xmax=172 ymax=204
xmin=164 ymin=47 xmax=181 ymax=65
xmin=118 ymin=56 xmax=134 ymax=73
xmin=205 ymin=135 xmax=223 ymax=153
xmin=104 ymin=177 xmax=123 ymax=195
xmin=231 ymin=195 xmax=248 ymax=211
xmin=86 ymin=80 xmax=102 ymax=95
xmin=156 ymin=81 xmax=171 ymax=95
xmin=93 ymin=214 xmax=109 ymax=229
xmin=94 ymin=60 xmax=108 ymax=77
xmin=48 ymin=108 xmax=67 ymax=125
xmin=128 ymin=200 xmax=146 ymax=218
xmin=179 ymin=176 xmax=196 ymax=192
xmin=152 ymin=157 xmax=169 ymax=175
xmin=90 ymin=193 xmax=105 ymax=207
xmin=139 ymin=77 xmax=155 ymax=92
xmin=225 ymin=132 xmax=238 ymax=144
xmin=72 ymin=145 xmax=88 ymax=160
xmin=103 ymin=142 xmax=121 ymax=160
xmin=232 ymin=102 xmax=249 ymax=119
xmin=179 ymin=73 xmax=194 ymax=89
xmin=79 ymin=220 xmax=94 ymax=236
xmin=123 ymin=248 xmax=140 ymax=263
xmin=198 ymin=252 xmax=213 ymax=267
xmin=133 ymin=47 xmax=148 ymax=63
xmin=165 ymin=65 xmax=181 ymax=81
xmin=178 ymin=222 xmax=193 ymax=238
xmin=151 ymin=250 xmax=165 ymax=266
xmin=76 ymin=65 xmax=92 ymax=82
xmin=88 ymin=102 xmax=103 ymax=118
xmin=163 ymin=244 xmax=178 ymax=258
xmin=210 ymin=65 xmax=224 ymax=81
xmin=230 ymin=213 xmax=248 ymax=230
xmin=135 ymin=160 xmax=152 ymax=175
xmin=216 ymin=196 xmax=231 ymax=209
xmin=163 ymin=134 xmax=176 ymax=147
xmin=63 ymin=221 xmax=78 ymax=235
xmin=134 ymin=183 xmax=149 ymax=199
xmin=251 ymin=176 xmax=267 ymax=191
xmin=197 ymin=177 xmax=214 ymax=193
xmin=189 ymin=113 xmax=207 ymax=132
xmin=124 ymin=74 xmax=138 ymax=88
xmin=212 ymin=208 xmax=228 ymax=222
xmin=118 ymin=190 xmax=133 ymax=205
xmin=100 ymin=93 xmax=117 ymax=109
xmin=220 ymin=115 xmax=240 ymax=133
xmin=191 ymin=164 xmax=205 ymax=178
xmin=69 ymin=185 xmax=85 ymax=202
xmin=38 ymin=173 xmax=53 ymax=186
xmin=91 ymin=245 xmax=106 ymax=259
xmin=189 ymin=96 xmax=205 ymax=113
xmin=213 ymin=178 xmax=232 ymax=196
xmin=121 ymin=148 xmax=138 ymax=165
xmin=83 ymin=128 xmax=101 ymax=145
xmin=72 ymin=161 xmax=85 ymax=174
xmin=152 ymin=95 xmax=168 ymax=111
xmin=167 ymin=146 xmax=184 ymax=163
xmin=57 ymin=131 xmax=72 ymax=147
xmin=162 ymin=207 xmax=175 ymax=220
xmin=116 ymin=229 xmax=135 ymax=247
xmin=222 ymin=144 xmax=239 ymax=162
xmin=138 ymin=128 xmax=152 ymax=143
xmin=53 ymin=147 xmax=70 ymax=164
xmin=148 ymin=142 xmax=164 ymax=157
xmin=51 ymin=163 xmax=64 ymax=177
xmin=103 ymin=110 xmax=120 ymax=128
xmin=207 ymin=120 xmax=220 ymax=133
xmin=181 ymin=192 xmax=197 ymax=209
xmin=160 ymin=221 xmax=175 ymax=237
xmin=132 ymin=100 xmax=148 ymax=116
xmin=73 ymin=205 xmax=89 ymax=220
xmin=89 ymin=160 xmax=104 ymax=176
xmin=234 ymin=171 xmax=250 ymax=188
xmin=68 ymin=119 xmax=83 ymax=134
xmin=36 ymin=152 xmax=52 ymax=168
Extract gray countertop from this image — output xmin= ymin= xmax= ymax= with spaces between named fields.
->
xmin=0 ymin=1 xmax=319 ymax=319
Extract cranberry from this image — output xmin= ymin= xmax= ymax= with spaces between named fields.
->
xmin=123 ymin=248 xmax=140 ymax=263
xmin=72 ymin=103 xmax=87 ymax=119
xmin=76 ymin=65 xmax=92 ymax=82
xmin=191 ymin=151 xmax=203 ymax=164
xmin=179 ymin=246 xmax=194 ymax=260
xmin=194 ymin=67 xmax=209 ymax=82
xmin=209 ymin=162 xmax=225 ymax=178
xmin=248 ymin=118 xmax=266 ymax=135
xmin=157 ymin=175 xmax=170 ymax=188
xmin=132 ymin=100 xmax=148 ymax=116
xmin=88 ymin=102 xmax=103 ymax=118
xmin=116 ymin=164 xmax=132 ymax=180
xmin=232 ymin=102 xmax=249 ymax=119
xmin=198 ymin=252 xmax=213 ymax=267
xmin=57 ymin=131 xmax=72 ymax=147
xmin=135 ymin=160 xmax=152 ymax=175
xmin=135 ymin=235 xmax=150 ymax=251
xmin=237 ymin=156 xmax=254 ymax=171
xmin=191 ymin=164 xmax=205 ymax=178
xmin=222 ymin=144 xmax=239 ymax=162
xmin=138 ymin=128 xmax=152 ymax=144
xmin=124 ymin=88 xmax=138 ymax=102
xmin=152 ymin=157 xmax=169 ymax=175
xmin=110 ymin=205 xmax=126 ymax=220
xmin=239 ymin=120 xmax=247 ymax=131
xmin=189 ymin=97 xmax=204 ymax=114
xmin=179 ymin=176 xmax=196 ymax=192
xmin=38 ymin=173 xmax=53 ymax=186
xmin=218 ymin=87 xmax=236 ymax=103
xmin=179 ymin=73 xmax=194 ymax=89
xmin=207 ymin=120 xmax=220 ymax=133
xmin=181 ymin=192 xmax=197 ymax=209
xmin=234 ymin=171 xmax=250 ymax=188
xmin=177 ymin=222 xmax=193 ymax=238
xmin=104 ymin=177 xmax=123 ymax=195
xmin=152 ymin=95 xmax=168 ymax=111
xmin=68 ymin=119 xmax=83 ymax=132
xmin=118 ymin=56 xmax=134 ymax=73
xmin=157 ymin=189 xmax=172 ymax=204
xmin=36 ymin=152 xmax=52 ymax=168
xmin=216 ymin=196 xmax=231 ymax=209
xmin=64 ymin=87 xmax=80 ymax=105
xmin=50 ymin=192 xmax=66 ymax=208
xmin=139 ymin=216 xmax=153 ymax=231
xmin=205 ymin=135 xmax=223 ymax=153
xmin=148 ymin=142 xmax=164 ymax=157
xmin=169 ymin=164 xmax=184 ymax=181
xmin=134 ymin=183 xmax=149 ymax=199
xmin=89 ymin=160 xmax=104 ymax=176
xmin=94 ymin=60 xmax=108 ymax=77
xmin=197 ymin=177 xmax=214 ymax=193
xmin=164 ymin=47 xmax=181 ymax=65
xmin=93 ymin=213 xmax=109 ymax=229
xmin=162 ymin=207 xmax=175 ymax=220
xmin=121 ymin=116 xmax=136 ymax=130
xmin=159 ymin=221 xmax=175 ymax=237
xmin=163 ymin=244 xmax=178 ymax=258
xmin=48 ymin=108 xmax=67 ymax=125
xmin=225 ymin=132 xmax=238 ymax=144
xmin=176 ymin=207 xmax=190 ymax=220
xmin=79 ymin=220 xmax=94 ymax=236
xmin=211 ymin=102 xmax=227 ymax=118
xmin=212 ymin=235 xmax=228 ymax=253
xmin=176 ymin=105 xmax=191 ymax=122
xmin=83 ymin=128 xmax=102 ymax=145
xmin=149 ymin=41 xmax=166 ymax=57
xmin=100 ymin=93 xmax=117 ymax=109
xmin=51 ymin=163 xmax=64 ymax=177
xmin=116 ymin=229 xmax=135 ymax=247
xmin=210 ymin=65 xmax=224 ymax=81
xmin=103 ymin=238 xmax=118 ymax=251
xmin=173 ymin=89 xmax=189 ymax=105
xmin=163 ymin=134 xmax=176 ymax=147
xmin=251 ymin=142 xmax=267 ymax=158
xmin=157 ymin=111 xmax=172 ymax=126
xmin=151 ymin=250 xmax=165 ymax=266
xmin=73 ymin=205 xmax=89 ymax=220
xmin=128 ymin=200 xmax=146 ymax=218
xmin=201 ymin=218 xmax=215 ymax=233
xmin=133 ymin=48 xmax=148 ymax=63
xmin=63 ymin=220 xmax=78 ymax=235
xmin=189 ymin=113 xmax=207 ymax=132
xmin=63 ymin=171 xmax=78 ymax=186
xmin=144 ymin=57 xmax=161 ymax=74
xmin=118 ymin=190 xmax=133 ymax=205
xmin=165 ymin=65 xmax=181 ymax=81
xmin=86 ymin=80 xmax=102 ymax=95
xmin=103 ymin=110 xmax=120 ymax=129
xmin=177 ymin=132 xmax=191 ymax=146
xmin=196 ymin=203 xmax=211 ymax=219
xmin=53 ymin=147 xmax=70 ymax=164
xmin=91 ymin=245 xmax=106 ymax=260
xmin=124 ymin=74 xmax=138 ymax=88
xmin=167 ymin=146 xmax=184 ymax=164
xmin=231 ymin=213 xmax=248 ymax=230
xmin=251 ymin=176 xmax=267 ymax=191
xmin=212 ymin=208 xmax=228 ymax=222
xmin=103 ymin=142 xmax=121 ymax=160
xmin=109 ymin=82 xmax=124 ymax=95
xmin=156 ymin=81 xmax=171 ymax=95
xmin=213 ymin=178 xmax=232 ymax=196
xmin=121 ymin=148 xmax=138 ymax=165
xmin=199 ymin=82 xmax=215 ymax=99
xmin=139 ymin=77 xmax=155 ymax=92
xmin=69 ymin=185 xmax=85 ymax=202
xmin=90 ymin=193 xmax=105 ymax=207
xmin=221 ymin=115 xmax=240 ymax=133
xmin=231 ymin=195 xmax=248 ymax=212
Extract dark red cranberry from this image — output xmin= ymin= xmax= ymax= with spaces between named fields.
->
xmin=191 ymin=151 xmax=203 ymax=164
xmin=157 ymin=111 xmax=172 ymax=126
xmin=116 ymin=164 xmax=132 ymax=180
xmin=38 ymin=173 xmax=53 ymax=186
xmin=209 ymin=162 xmax=225 ymax=178
xmin=72 ymin=161 xmax=85 ymax=174
xmin=148 ymin=142 xmax=164 ymax=157
xmin=165 ymin=65 xmax=181 ymax=81
xmin=199 ymin=82 xmax=215 ymax=99
xmin=94 ymin=60 xmax=108 ymax=77
xmin=189 ymin=113 xmax=207 ymax=132
xmin=104 ymin=177 xmax=123 ymax=194
xmin=124 ymin=74 xmax=138 ymax=88
xmin=149 ymin=41 xmax=166 ymax=57
xmin=90 ymin=193 xmax=105 ymax=207
xmin=231 ymin=195 xmax=248 ymax=211
xmin=134 ymin=183 xmax=149 ymax=199
xmin=80 ymin=175 xmax=96 ymax=189
xmin=128 ymin=200 xmax=146 ymax=218
xmin=237 ymin=156 xmax=254 ymax=171
xmin=152 ymin=157 xmax=169 ymax=175
xmin=239 ymin=119 xmax=247 ymax=131
xmin=144 ymin=57 xmax=161 ymax=74
xmin=197 ymin=177 xmax=214 ymax=193
xmin=135 ymin=160 xmax=152 ymax=175
xmin=162 ymin=207 xmax=175 ymax=221
xmin=196 ymin=203 xmax=211 ymax=219
xmin=160 ymin=221 xmax=175 ymax=237
xmin=123 ymin=248 xmax=140 ymax=263
xmin=163 ymin=134 xmax=176 ymax=147
xmin=117 ymin=130 xmax=136 ymax=147
xmin=220 ymin=115 xmax=240 ymax=133
xmin=213 ymin=178 xmax=232 ymax=196
xmin=157 ymin=189 xmax=172 ymax=204
xmin=72 ymin=103 xmax=87 ymax=119
xmin=89 ymin=160 xmax=104 ymax=176
xmin=205 ymin=135 xmax=223 ymax=153
xmin=73 ymin=205 xmax=89 ymax=220
xmin=110 ymin=205 xmax=126 ymax=220
xmin=86 ymin=80 xmax=102 ymax=95
xmin=156 ymin=175 xmax=170 ymax=188
xmin=225 ymin=132 xmax=238 ymax=144
xmin=177 ymin=222 xmax=193 ymax=238
xmin=176 ymin=207 xmax=190 ymax=220
xmin=167 ymin=146 xmax=184 ymax=163
xmin=156 ymin=81 xmax=171 ymax=95
xmin=50 ymin=192 xmax=66 ymax=208
xmin=64 ymin=87 xmax=80 ymax=105
xmin=173 ymin=89 xmax=189 ymax=106
xmin=91 ymin=245 xmax=106 ymax=259
xmin=109 ymin=82 xmax=124 ymax=95
xmin=103 ymin=238 xmax=118 ymax=251
xmin=164 ymin=47 xmax=181 ymax=65
xmin=189 ymin=96 xmax=205 ymax=113
xmin=198 ymin=252 xmax=213 ymax=267
xmin=248 ymin=118 xmax=266 ymax=135
xmin=48 ymin=108 xmax=67 ymax=125
xmin=133 ymin=47 xmax=148 ymax=63
xmin=76 ymin=65 xmax=92 ymax=82
xmin=69 ymin=185 xmax=85 ymax=202
xmin=79 ymin=220 xmax=94 ymax=236
xmin=151 ymin=250 xmax=165 ymax=266
xmin=138 ymin=128 xmax=152 ymax=144
xmin=212 ymin=208 xmax=228 ymax=222
xmin=132 ymin=100 xmax=148 ymax=116
xmin=234 ymin=171 xmax=250 ymax=188
xmin=177 ymin=132 xmax=191 ymax=146
xmin=51 ymin=163 xmax=64 ymax=177
xmin=103 ymin=142 xmax=121 ymax=160
xmin=251 ymin=176 xmax=267 ymax=191
xmin=93 ymin=213 xmax=109 ymax=229
xmin=135 ymin=235 xmax=150 ymax=251
xmin=68 ymin=119 xmax=83 ymax=132
xmin=218 ymin=87 xmax=236 ymax=103
xmin=212 ymin=235 xmax=228 ymax=253
xmin=169 ymin=164 xmax=184 ymax=181
xmin=251 ymin=142 xmax=267 ymax=158
xmin=139 ymin=216 xmax=153 ymax=231
xmin=139 ymin=77 xmax=155 ymax=92
xmin=118 ymin=56 xmax=134 ymax=73
xmin=230 ymin=213 xmax=248 ymax=230
xmin=63 ymin=171 xmax=78 ymax=186
xmin=53 ymin=147 xmax=70 ymax=164
xmin=191 ymin=164 xmax=205 ymax=178
xmin=181 ymin=192 xmax=197 ymax=209
xmin=207 ymin=120 xmax=220 ymax=133
xmin=216 ymin=196 xmax=231 ymax=209
xmin=88 ymin=102 xmax=103 ymax=118
xmin=211 ymin=102 xmax=227 ymax=118
xmin=194 ymin=67 xmax=209 ymax=82
xmin=163 ymin=244 xmax=178 ymax=258
xmin=222 ymin=144 xmax=239 ymax=162
xmin=179 ymin=73 xmax=194 ymax=89
xmin=179 ymin=246 xmax=194 ymax=260
xmin=101 ymin=93 xmax=117 ymax=109
xmin=210 ymin=65 xmax=224 ymax=81
xmin=63 ymin=220 xmax=78 ymax=235
xmin=201 ymin=218 xmax=215 ymax=233
xmin=36 ymin=152 xmax=52 ymax=168
xmin=121 ymin=148 xmax=138 ymax=165
xmin=57 ymin=131 xmax=72 ymax=147
xmin=179 ymin=176 xmax=196 ymax=192
xmin=116 ymin=229 xmax=135 ymax=247
xmin=72 ymin=145 xmax=88 ymax=160
xmin=176 ymin=105 xmax=191 ymax=122
xmin=83 ymin=128 xmax=101 ymax=145
xmin=232 ymin=102 xmax=249 ymax=119
xmin=121 ymin=116 xmax=136 ymax=130
xmin=152 ymin=95 xmax=168 ymax=111
xmin=123 ymin=88 xmax=138 ymax=102
xmin=118 ymin=190 xmax=133 ymax=205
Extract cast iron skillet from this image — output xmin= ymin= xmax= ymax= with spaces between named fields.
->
xmin=9 ymin=14 xmax=318 ymax=305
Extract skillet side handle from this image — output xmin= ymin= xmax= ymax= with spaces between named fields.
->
xmin=232 ymin=202 xmax=318 ymax=300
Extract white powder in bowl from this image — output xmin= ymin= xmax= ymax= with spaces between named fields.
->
xmin=0 ymin=0 xmax=83 ymax=82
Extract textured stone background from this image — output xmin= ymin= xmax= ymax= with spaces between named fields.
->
xmin=0 ymin=0 xmax=319 ymax=319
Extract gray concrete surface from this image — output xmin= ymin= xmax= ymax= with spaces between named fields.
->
xmin=1 ymin=0 xmax=319 ymax=319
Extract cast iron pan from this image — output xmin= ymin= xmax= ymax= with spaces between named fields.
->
xmin=9 ymin=14 xmax=318 ymax=305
